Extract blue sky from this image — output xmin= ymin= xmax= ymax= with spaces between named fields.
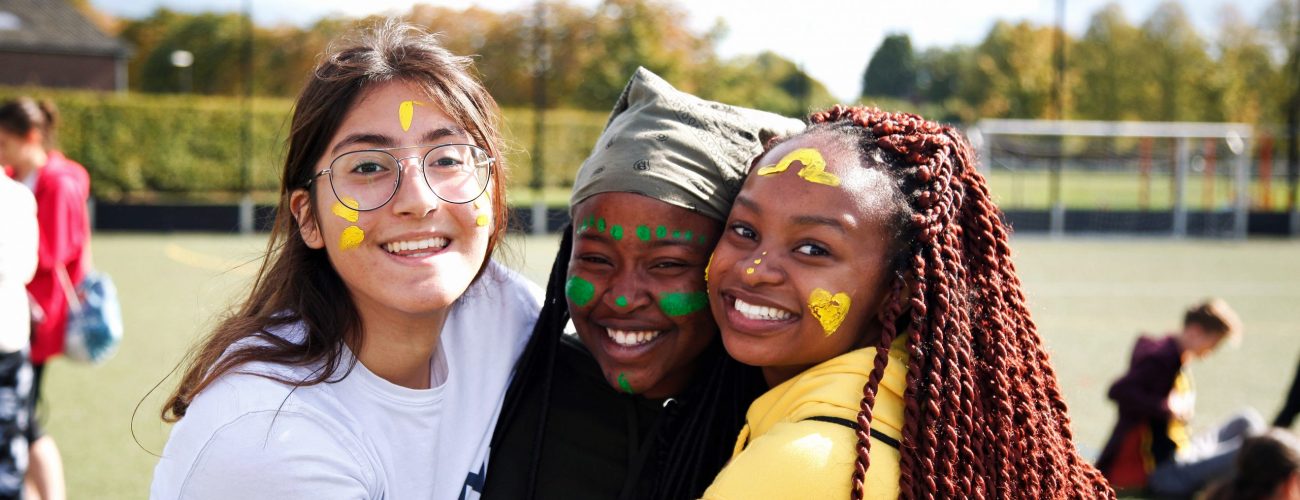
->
xmin=89 ymin=0 xmax=1276 ymax=101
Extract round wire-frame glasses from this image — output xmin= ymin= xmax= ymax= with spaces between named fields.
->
xmin=308 ymin=143 xmax=494 ymax=211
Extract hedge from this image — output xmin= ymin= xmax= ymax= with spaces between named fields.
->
xmin=0 ymin=87 xmax=607 ymax=201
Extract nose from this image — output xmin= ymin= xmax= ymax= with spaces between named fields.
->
xmin=603 ymin=270 xmax=652 ymax=313
xmin=388 ymin=156 xmax=441 ymax=217
xmin=739 ymin=250 xmax=784 ymax=288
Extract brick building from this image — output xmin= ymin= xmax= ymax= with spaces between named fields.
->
xmin=0 ymin=0 xmax=129 ymax=91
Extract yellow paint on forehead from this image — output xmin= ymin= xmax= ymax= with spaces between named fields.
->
xmin=754 ymin=148 xmax=840 ymax=187
xmin=399 ymin=101 xmax=425 ymax=132
xmin=340 ymin=225 xmax=365 ymax=250
xmin=332 ymin=197 xmax=359 ymax=223
xmin=808 ymin=288 xmax=851 ymax=336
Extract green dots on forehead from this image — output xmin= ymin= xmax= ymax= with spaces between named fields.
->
xmin=658 ymin=291 xmax=709 ymax=317
xmin=565 ymin=276 xmax=596 ymax=307
xmin=585 ymin=218 xmax=704 ymax=245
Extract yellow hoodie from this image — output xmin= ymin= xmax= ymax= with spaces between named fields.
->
xmin=703 ymin=337 xmax=908 ymax=500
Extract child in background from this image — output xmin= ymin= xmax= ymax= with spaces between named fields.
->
xmin=703 ymin=105 xmax=1111 ymax=499
xmin=1098 ymin=298 xmax=1264 ymax=497
xmin=1202 ymin=428 xmax=1300 ymax=500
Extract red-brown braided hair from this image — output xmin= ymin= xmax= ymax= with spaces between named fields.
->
xmin=798 ymin=106 xmax=1114 ymax=499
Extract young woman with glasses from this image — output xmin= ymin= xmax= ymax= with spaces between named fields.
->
xmin=150 ymin=21 xmax=540 ymax=499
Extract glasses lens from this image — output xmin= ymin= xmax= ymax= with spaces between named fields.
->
xmin=424 ymin=144 xmax=492 ymax=204
xmin=330 ymin=151 xmax=399 ymax=210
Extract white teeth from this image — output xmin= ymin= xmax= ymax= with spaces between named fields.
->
xmin=734 ymin=298 xmax=793 ymax=321
xmin=607 ymin=329 xmax=661 ymax=347
xmin=383 ymin=237 xmax=449 ymax=254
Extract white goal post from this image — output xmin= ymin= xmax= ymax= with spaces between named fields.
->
xmin=967 ymin=119 xmax=1254 ymax=239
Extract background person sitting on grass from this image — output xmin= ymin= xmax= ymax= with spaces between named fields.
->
xmin=1096 ymin=298 xmax=1264 ymax=497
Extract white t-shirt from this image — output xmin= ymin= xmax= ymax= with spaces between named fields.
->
xmin=150 ymin=260 xmax=541 ymax=500
xmin=0 ymin=176 xmax=37 ymax=352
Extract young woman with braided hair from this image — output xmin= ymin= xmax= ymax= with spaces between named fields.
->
xmin=703 ymin=105 xmax=1114 ymax=499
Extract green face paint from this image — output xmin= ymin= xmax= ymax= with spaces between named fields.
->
xmin=615 ymin=296 xmax=628 ymax=307
xmin=611 ymin=225 xmax=624 ymax=240
xmin=565 ymin=276 xmax=596 ymax=307
xmin=673 ymin=230 xmax=681 ymax=239
xmin=597 ymin=218 xmax=607 ymax=232
xmin=618 ymin=373 xmax=634 ymax=394
xmin=683 ymin=230 xmax=692 ymax=242
xmin=658 ymin=291 xmax=709 ymax=317
xmin=636 ymin=225 xmax=651 ymax=241
xmin=655 ymin=226 xmax=668 ymax=239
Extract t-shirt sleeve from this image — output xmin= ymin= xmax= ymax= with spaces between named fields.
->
xmin=702 ymin=420 xmax=900 ymax=500
xmin=151 ymin=377 xmax=376 ymax=500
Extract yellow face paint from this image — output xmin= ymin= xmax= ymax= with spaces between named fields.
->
xmin=808 ymin=288 xmax=851 ymax=336
xmin=331 ymin=197 xmax=359 ymax=223
xmin=755 ymin=148 xmax=840 ymax=187
xmin=340 ymin=225 xmax=365 ymax=250
xmin=746 ymin=268 xmax=755 ymax=275
xmin=705 ymin=252 xmax=714 ymax=282
xmin=476 ymin=214 xmax=489 ymax=227
xmin=399 ymin=101 xmax=424 ymax=132
xmin=753 ymin=258 xmax=762 ymax=264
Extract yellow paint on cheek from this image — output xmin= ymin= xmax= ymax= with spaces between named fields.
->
xmin=808 ymin=288 xmax=852 ymax=336
xmin=340 ymin=226 xmax=365 ymax=250
xmin=476 ymin=214 xmax=489 ymax=227
xmin=331 ymin=198 xmax=359 ymax=223
xmin=753 ymin=258 xmax=762 ymax=264
xmin=705 ymin=252 xmax=714 ymax=282
xmin=746 ymin=268 xmax=755 ymax=275
xmin=399 ymin=101 xmax=425 ymax=132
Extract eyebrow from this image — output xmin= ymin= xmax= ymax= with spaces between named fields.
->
xmin=577 ymin=230 xmax=700 ymax=249
xmin=330 ymin=127 xmax=465 ymax=155
xmin=736 ymin=195 xmax=847 ymax=234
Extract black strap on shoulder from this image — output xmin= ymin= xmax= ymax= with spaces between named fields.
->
xmin=802 ymin=416 xmax=901 ymax=450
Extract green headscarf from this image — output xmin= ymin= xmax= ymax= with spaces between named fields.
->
xmin=570 ymin=67 xmax=805 ymax=221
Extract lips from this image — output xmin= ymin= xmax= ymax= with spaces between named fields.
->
xmin=720 ymin=290 xmax=800 ymax=334
xmin=380 ymin=235 xmax=450 ymax=256
xmin=607 ymin=328 xmax=662 ymax=347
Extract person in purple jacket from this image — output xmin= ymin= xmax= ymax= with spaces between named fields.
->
xmin=1096 ymin=298 xmax=1263 ymax=498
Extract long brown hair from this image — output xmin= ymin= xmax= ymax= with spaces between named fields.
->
xmin=162 ymin=20 xmax=509 ymax=422
xmin=0 ymin=97 xmax=59 ymax=150
xmin=796 ymin=106 xmax=1113 ymax=498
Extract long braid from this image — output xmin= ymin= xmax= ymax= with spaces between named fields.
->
xmin=488 ymin=224 xmax=573 ymax=499
xmin=800 ymin=106 xmax=1114 ymax=499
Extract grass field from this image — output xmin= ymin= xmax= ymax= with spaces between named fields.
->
xmin=40 ymin=232 xmax=1300 ymax=498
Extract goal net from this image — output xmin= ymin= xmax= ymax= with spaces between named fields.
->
xmin=967 ymin=119 xmax=1255 ymax=238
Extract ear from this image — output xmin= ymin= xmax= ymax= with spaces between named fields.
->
xmin=290 ymin=188 xmax=325 ymax=249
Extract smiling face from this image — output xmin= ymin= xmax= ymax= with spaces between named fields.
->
xmin=708 ymin=132 xmax=900 ymax=385
xmin=568 ymin=192 xmax=721 ymax=398
xmin=290 ymin=80 xmax=493 ymax=325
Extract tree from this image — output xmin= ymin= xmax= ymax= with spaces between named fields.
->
xmin=962 ymin=21 xmax=1063 ymax=120
xmin=1072 ymin=3 xmax=1145 ymax=121
xmin=1138 ymin=1 xmax=1213 ymax=121
xmin=861 ymin=33 xmax=916 ymax=99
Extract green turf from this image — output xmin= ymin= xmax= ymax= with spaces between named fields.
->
xmin=44 ymin=232 xmax=1300 ymax=498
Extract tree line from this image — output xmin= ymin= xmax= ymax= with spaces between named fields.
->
xmin=84 ymin=0 xmax=1299 ymax=129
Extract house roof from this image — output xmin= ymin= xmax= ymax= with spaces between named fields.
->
xmin=0 ymin=0 xmax=129 ymax=57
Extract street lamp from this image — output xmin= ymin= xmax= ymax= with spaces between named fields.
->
xmin=170 ymin=49 xmax=193 ymax=94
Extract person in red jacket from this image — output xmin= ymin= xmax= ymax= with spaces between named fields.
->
xmin=1 ymin=96 xmax=80 ymax=500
